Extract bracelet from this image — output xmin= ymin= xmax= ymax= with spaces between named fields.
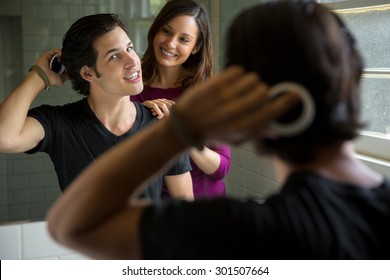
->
xmin=169 ymin=105 xmax=204 ymax=150
xmin=28 ymin=65 xmax=50 ymax=91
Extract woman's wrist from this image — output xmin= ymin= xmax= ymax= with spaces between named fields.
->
xmin=169 ymin=105 xmax=204 ymax=150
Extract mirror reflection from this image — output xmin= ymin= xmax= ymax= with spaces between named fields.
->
xmin=2 ymin=0 xmax=215 ymax=224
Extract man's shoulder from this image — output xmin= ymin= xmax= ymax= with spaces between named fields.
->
xmin=133 ymin=101 xmax=157 ymax=124
xmin=58 ymin=97 xmax=87 ymax=111
xmin=27 ymin=98 xmax=91 ymax=130
xmin=29 ymin=97 xmax=86 ymax=113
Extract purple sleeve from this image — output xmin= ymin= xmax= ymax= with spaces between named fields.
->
xmin=208 ymin=144 xmax=231 ymax=180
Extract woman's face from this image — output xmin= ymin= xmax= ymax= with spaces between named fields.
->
xmin=153 ymin=15 xmax=199 ymax=69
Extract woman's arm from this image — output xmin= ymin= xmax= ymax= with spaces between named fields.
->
xmin=189 ymin=144 xmax=230 ymax=177
xmin=165 ymin=172 xmax=194 ymax=200
xmin=47 ymin=66 xmax=298 ymax=259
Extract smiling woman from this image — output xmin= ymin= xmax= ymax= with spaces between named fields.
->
xmin=130 ymin=0 xmax=230 ymax=200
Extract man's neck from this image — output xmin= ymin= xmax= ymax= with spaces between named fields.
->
xmin=87 ymin=94 xmax=137 ymax=136
xmin=275 ymin=142 xmax=383 ymax=188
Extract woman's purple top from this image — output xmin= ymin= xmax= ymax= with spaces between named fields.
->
xmin=131 ymin=86 xmax=231 ymax=198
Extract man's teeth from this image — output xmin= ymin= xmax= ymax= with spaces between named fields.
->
xmin=162 ymin=49 xmax=175 ymax=57
xmin=126 ymin=72 xmax=138 ymax=80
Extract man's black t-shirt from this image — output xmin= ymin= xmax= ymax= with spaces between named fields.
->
xmin=27 ymin=98 xmax=191 ymax=200
xmin=141 ymin=171 xmax=390 ymax=259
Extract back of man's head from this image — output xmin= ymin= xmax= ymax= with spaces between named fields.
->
xmin=225 ymin=0 xmax=364 ymax=164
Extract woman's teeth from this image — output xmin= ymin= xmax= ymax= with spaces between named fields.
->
xmin=162 ymin=49 xmax=175 ymax=57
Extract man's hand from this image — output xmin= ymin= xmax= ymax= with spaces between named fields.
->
xmin=174 ymin=66 xmax=299 ymax=145
xmin=36 ymin=49 xmax=68 ymax=88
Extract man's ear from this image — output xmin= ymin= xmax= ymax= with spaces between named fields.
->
xmin=80 ymin=66 xmax=95 ymax=81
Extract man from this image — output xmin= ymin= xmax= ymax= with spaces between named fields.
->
xmin=0 ymin=14 xmax=193 ymax=200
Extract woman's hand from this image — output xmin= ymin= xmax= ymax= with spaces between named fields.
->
xmin=142 ymin=98 xmax=176 ymax=119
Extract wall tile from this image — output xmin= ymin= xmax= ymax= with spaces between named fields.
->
xmin=0 ymin=224 xmax=21 ymax=259
xmin=0 ymin=4 xmax=6 ymax=15
xmin=8 ymin=205 xmax=29 ymax=221
xmin=30 ymin=201 xmax=52 ymax=220
xmin=0 ymin=221 xmax=90 ymax=260
xmin=6 ymin=175 xmax=29 ymax=190
xmin=21 ymin=221 xmax=73 ymax=259
xmin=5 ymin=2 xmax=21 ymax=15
xmin=12 ymin=158 xmax=44 ymax=174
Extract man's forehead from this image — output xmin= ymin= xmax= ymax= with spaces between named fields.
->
xmin=93 ymin=27 xmax=132 ymax=56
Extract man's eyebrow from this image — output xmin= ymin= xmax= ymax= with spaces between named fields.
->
xmin=104 ymin=48 xmax=119 ymax=58
xmin=104 ymin=41 xmax=133 ymax=58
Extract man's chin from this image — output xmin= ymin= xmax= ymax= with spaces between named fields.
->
xmin=130 ymin=84 xmax=144 ymax=96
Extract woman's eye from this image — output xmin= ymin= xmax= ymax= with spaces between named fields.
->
xmin=127 ymin=46 xmax=134 ymax=52
xmin=110 ymin=54 xmax=118 ymax=60
xmin=162 ymin=28 xmax=171 ymax=34
xmin=181 ymin=37 xmax=190 ymax=43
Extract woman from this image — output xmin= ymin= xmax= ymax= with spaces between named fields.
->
xmin=131 ymin=0 xmax=230 ymax=199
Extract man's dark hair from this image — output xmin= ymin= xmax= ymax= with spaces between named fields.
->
xmin=61 ymin=13 xmax=129 ymax=96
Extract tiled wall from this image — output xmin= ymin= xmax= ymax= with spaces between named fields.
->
xmin=0 ymin=221 xmax=89 ymax=260
xmin=225 ymin=144 xmax=280 ymax=201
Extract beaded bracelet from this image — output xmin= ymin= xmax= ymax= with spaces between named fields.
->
xmin=169 ymin=105 xmax=204 ymax=150
xmin=28 ymin=65 xmax=51 ymax=91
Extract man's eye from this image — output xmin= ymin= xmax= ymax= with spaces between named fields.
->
xmin=110 ymin=54 xmax=118 ymax=60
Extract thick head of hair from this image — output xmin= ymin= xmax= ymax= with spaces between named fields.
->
xmin=142 ymin=0 xmax=213 ymax=87
xmin=225 ymin=0 xmax=364 ymax=164
xmin=61 ymin=13 xmax=129 ymax=96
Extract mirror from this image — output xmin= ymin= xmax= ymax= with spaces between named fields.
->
xmin=0 ymin=0 xmax=215 ymax=224
xmin=0 ymin=0 xmax=175 ymax=224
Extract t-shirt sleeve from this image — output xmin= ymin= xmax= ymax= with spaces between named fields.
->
xmin=26 ymin=105 xmax=55 ymax=154
xmin=164 ymin=153 xmax=192 ymax=176
xmin=140 ymin=198 xmax=271 ymax=259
